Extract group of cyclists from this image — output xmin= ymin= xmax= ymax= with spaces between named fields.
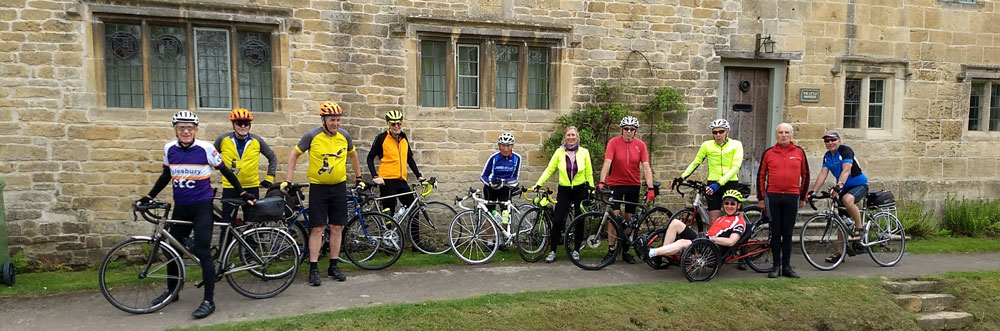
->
xmin=138 ymin=101 xmax=871 ymax=318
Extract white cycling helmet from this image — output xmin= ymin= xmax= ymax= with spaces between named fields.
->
xmin=171 ymin=111 xmax=199 ymax=126
xmin=709 ymin=119 xmax=730 ymax=131
xmin=497 ymin=132 xmax=515 ymax=145
xmin=620 ymin=116 xmax=640 ymax=128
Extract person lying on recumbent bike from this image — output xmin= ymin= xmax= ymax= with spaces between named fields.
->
xmin=647 ymin=190 xmax=746 ymax=258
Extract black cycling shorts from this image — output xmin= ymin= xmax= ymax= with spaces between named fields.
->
xmin=610 ymin=185 xmax=640 ymax=214
xmin=678 ymin=226 xmax=698 ymax=241
xmin=308 ymin=182 xmax=348 ymax=227
xmin=706 ymin=181 xmax=742 ymax=211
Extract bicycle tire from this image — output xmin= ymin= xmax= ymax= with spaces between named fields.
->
xmin=641 ymin=226 xmax=671 ymax=270
xmin=99 ymin=237 xmax=184 ymax=314
xmin=565 ymin=211 xmax=620 ymax=270
xmin=449 ymin=209 xmax=499 ymax=264
xmin=681 ymin=238 xmax=721 ymax=282
xmin=515 ymin=207 xmax=552 ymax=263
xmin=800 ymin=215 xmax=848 ymax=271
xmin=407 ymin=201 xmax=457 ymax=255
xmin=742 ymin=219 xmax=774 ymax=273
xmin=670 ymin=208 xmax=704 ymax=232
xmin=866 ymin=211 xmax=906 ymax=267
xmin=224 ymin=227 xmax=300 ymax=299
xmin=343 ymin=212 xmax=404 ymax=270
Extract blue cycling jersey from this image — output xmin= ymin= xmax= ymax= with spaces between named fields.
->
xmin=822 ymin=145 xmax=868 ymax=189
xmin=481 ymin=152 xmax=521 ymax=185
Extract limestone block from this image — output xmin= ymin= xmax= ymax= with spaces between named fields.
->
xmin=67 ymin=125 xmax=120 ymax=140
xmin=923 ymin=9 xmax=940 ymax=29
xmin=12 ymin=21 xmax=40 ymax=32
xmin=0 ymin=144 xmax=47 ymax=160
xmin=22 ymin=123 xmax=65 ymax=137
xmin=915 ymin=311 xmax=974 ymax=330
xmin=895 ymin=294 xmax=922 ymax=312
xmin=810 ymin=2 xmax=847 ymax=22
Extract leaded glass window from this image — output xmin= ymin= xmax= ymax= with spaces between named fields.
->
xmin=457 ymin=44 xmax=479 ymax=108
xmin=495 ymin=45 xmax=518 ymax=109
xmin=844 ymin=79 xmax=861 ymax=129
xmin=420 ymin=41 xmax=446 ymax=107
xmin=150 ymin=26 xmax=188 ymax=109
xmin=868 ymin=79 xmax=884 ymax=129
xmin=195 ymin=28 xmax=231 ymax=109
xmin=237 ymin=31 xmax=273 ymax=112
xmin=528 ymin=47 xmax=550 ymax=109
xmin=969 ymin=83 xmax=983 ymax=131
xmin=104 ymin=23 xmax=143 ymax=108
xmin=991 ymin=84 xmax=1000 ymax=131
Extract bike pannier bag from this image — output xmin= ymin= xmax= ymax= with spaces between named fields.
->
xmin=246 ymin=196 xmax=285 ymax=222
xmin=866 ymin=190 xmax=895 ymax=208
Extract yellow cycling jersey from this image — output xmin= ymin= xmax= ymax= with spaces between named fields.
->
xmin=681 ymin=138 xmax=744 ymax=185
xmin=214 ymin=133 xmax=277 ymax=189
xmin=295 ymin=127 xmax=356 ymax=185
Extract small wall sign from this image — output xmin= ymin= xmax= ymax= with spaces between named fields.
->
xmin=800 ymin=88 xmax=820 ymax=103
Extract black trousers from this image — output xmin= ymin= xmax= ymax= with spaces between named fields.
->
xmin=381 ymin=179 xmax=418 ymax=241
xmin=166 ymin=201 xmax=215 ymax=302
xmin=550 ymin=185 xmax=588 ymax=252
xmin=766 ymin=193 xmax=800 ymax=267
xmin=221 ymin=187 xmax=259 ymax=224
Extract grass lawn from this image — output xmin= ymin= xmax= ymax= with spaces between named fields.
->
xmin=935 ymin=270 xmax=1000 ymax=331
xmin=906 ymin=236 xmax=1000 ymax=254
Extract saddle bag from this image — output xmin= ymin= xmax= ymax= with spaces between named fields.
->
xmin=245 ymin=196 xmax=286 ymax=222
xmin=866 ymin=190 xmax=895 ymax=209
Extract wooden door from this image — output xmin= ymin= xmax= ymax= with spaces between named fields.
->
xmin=723 ymin=67 xmax=770 ymax=186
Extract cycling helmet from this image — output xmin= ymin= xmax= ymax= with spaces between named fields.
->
xmin=171 ymin=111 xmax=199 ymax=126
xmin=620 ymin=116 xmax=640 ymax=128
xmin=497 ymin=132 xmax=515 ymax=145
xmin=229 ymin=108 xmax=253 ymax=121
xmin=722 ymin=189 xmax=743 ymax=203
xmin=709 ymin=119 xmax=731 ymax=131
xmin=385 ymin=110 xmax=403 ymax=121
xmin=318 ymin=101 xmax=344 ymax=116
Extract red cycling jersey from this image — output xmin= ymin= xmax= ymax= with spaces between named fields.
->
xmin=604 ymin=136 xmax=649 ymax=186
xmin=708 ymin=214 xmax=746 ymax=239
xmin=756 ymin=141 xmax=810 ymax=201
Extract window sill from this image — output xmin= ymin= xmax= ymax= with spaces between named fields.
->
xmin=965 ymin=130 xmax=1000 ymax=141
xmin=838 ymin=128 xmax=901 ymax=141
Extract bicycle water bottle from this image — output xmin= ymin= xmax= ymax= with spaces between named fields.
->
xmin=491 ymin=210 xmax=501 ymax=223
xmin=501 ymin=210 xmax=510 ymax=225
xmin=393 ymin=206 xmax=408 ymax=221
xmin=841 ymin=211 xmax=854 ymax=228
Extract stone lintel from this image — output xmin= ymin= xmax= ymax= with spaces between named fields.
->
xmin=957 ymin=64 xmax=1000 ymax=81
xmin=716 ymin=50 xmax=802 ymax=61
xmin=406 ymin=14 xmax=572 ymax=44
xmin=831 ymin=56 xmax=910 ymax=77
xmin=87 ymin=1 xmax=291 ymax=26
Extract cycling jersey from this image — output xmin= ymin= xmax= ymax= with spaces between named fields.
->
xmin=534 ymin=146 xmax=594 ymax=188
xmin=213 ymin=132 xmax=277 ymax=189
xmin=604 ymin=136 xmax=649 ymax=186
xmin=295 ymin=127 xmax=356 ymax=185
xmin=707 ymin=214 xmax=746 ymax=239
xmin=822 ymin=144 xmax=868 ymax=189
xmin=481 ymin=151 xmax=521 ymax=185
xmin=367 ymin=130 xmax=422 ymax=181
xmin=756 ymin=141 xmax=810 ymax=201
xmin=681 ymin=138 xmax=744 ymax=185
xmin=162 ymin=139 xmax=222 ymax=205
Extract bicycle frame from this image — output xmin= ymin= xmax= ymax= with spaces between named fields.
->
xmin=455 ymin=187 xmax=524 ymax=244
xmin=810 ymin=191 xmax=892 ymax=249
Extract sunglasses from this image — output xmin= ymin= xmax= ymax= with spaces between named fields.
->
xmin=234 ymin=121 xmax=251 ymax=127
xmin=388 ymin=121 xmax=402 ymax=127
xmin=622 ymin=127 xmax=637 ymax=132
xmin=723 ymin=201 xmax=739 ymax=206
xmin=823 ymin=138 xmax=838 ymax=143
xmin=712 ymin=130 xmax=726 ymax=135
xmin=175 ymin=125 xmax=197 ymax=132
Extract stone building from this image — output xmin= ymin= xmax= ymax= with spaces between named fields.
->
xmin=0 ymin=0 xmax=997 ymax=265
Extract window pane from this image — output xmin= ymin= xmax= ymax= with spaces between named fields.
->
xmin=420 ymin=41 xmax=446 ymax=107
xmin=969 ymin=83 xmax=983 ymax=131
xmin=528 ymin=47 xmax=550 ymax=109
xmin=150 ymin=26 xmax=187 ymax=109
xmin=868 ymin=79 xmax=884 ymax=129
xmin=496 ymin=45 xmax=519 ymax=109
xmin=457 ymin=44 xmax=479 ymax=108
xmin=104 ymin=23 xmax=143 ymax=108
xmin=844 ymin=78 xmax=861 ymax=128
xmin=195 ymin=29 xmax=231 ymax=109
xmin=238 ymin=31 xmax=273 ymax=112
xmin=991 ymin=84 xmax=1000 ymax=131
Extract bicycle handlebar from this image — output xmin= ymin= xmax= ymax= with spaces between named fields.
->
xmin=133 ymin=200 xmax=171 ymax=224
xmin=806 ymin=188 xmax=836 ymax=210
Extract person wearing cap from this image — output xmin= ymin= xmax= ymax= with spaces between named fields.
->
xmin=367 ymin=110 xmax=429 ymax=252
xmin=213 ymin=108 xmax=277 ymax=227
xmin=756 ymin=123 xmax=809 ymax=278
xmin=809 ymin=130 xmax=869 ymax=263
xmin=646 ymin=189 xmax=747 ymax=258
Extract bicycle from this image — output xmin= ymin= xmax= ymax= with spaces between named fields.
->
xmin=636 ymin=215 xmax=773 ymax=281
xmin=99 ymin=199 xmax=300 ymax=314
xmin=340 ymin=182 xmax=405 ymax=270
xmin=514 ymin=187 xmax=557 ymax=262
xmin=800 ymin=189 xmax=905 ymax=270
xmin=449 ymin=184 xmax=536 ymax=264
xmin=563 ymin=184 xmax=672 ymax=270
xmin=368 ymin=178 xmax=458 ymax=255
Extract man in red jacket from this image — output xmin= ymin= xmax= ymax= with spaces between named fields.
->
xmin=756 ymin=123 xmax=809 ymax=278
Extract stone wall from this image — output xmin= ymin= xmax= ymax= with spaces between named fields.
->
xmin=0 ymin=0 xmax=997 ymax=265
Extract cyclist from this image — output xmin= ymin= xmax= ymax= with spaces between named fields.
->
xmin=480 ymin=132 xmax=521 ymax=243
xmin=675 ymin=119 xmax=744 ymax=223
xmin=532 ymin=126 xmax=595 ymax=263
xmin=598 ymin=116 xmax=655 ymax=264
xmin=137 ymin=111 xmax=256 ymax=319
xmin=213 ymin=108 xmax=277 ymax=226
xmin=646 ymin=189 xmax=746 ymax=258
xmin=756 ymin=123 xmax=809 ymax=279
xmin=809 ymin=130 xmax=869 ymax=263
xmin=282 ymin=101 xmax=364 ymax=286
xmin=366 ymin=110 xmax=429 ymax=252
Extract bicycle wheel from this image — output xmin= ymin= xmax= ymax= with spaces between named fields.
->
xmin=515 ymin=207 xmax=551 ymax=263
xmin=224 ymin=227 xmax=300 ymax=299
xmin=449 ymin=209 xmax=499 ymax=264
xmin=741 ymin=205 xmax=764 ymax=225
xmin=867 ymin=211 xmax=905 ymax=267
xmin=343 ymin=212 xmax=403 ymax=270
xmin=259 ymin=219 xmax=308 ymax=266
xmin=640 ymin=226 xmax=671 ymax=270
xmin=742 ymin=220 xmax=774 ymax=273
xmin=638 ymin=206 xmax=672 ymax=234
xmin=681 ymin=239 xmax=721 ymax=282
xmin=670 ymin=208 xmax=704 ymax=232
xmin=99 ymin=238 xmax=184 ymax=314
xmin=407 ymin=201 xmax=457 ymax=255
xmin=800 ymin=215 xmax=848 ymax=271
xmin=565 ymin=211 xmax=620 ymax=270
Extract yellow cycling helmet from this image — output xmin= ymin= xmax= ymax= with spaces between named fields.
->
xmin=385 ymin=110 xmax=403 ymax=122
xmin=722 ymin=189 xmax=743 ymax=203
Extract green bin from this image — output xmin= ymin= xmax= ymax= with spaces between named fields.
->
xmin=0 ymin=176 xmax=14 ymax=286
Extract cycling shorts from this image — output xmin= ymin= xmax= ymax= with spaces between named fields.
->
xmin=308 ymin=182 xmax=348 ymax=227
xmin=843 ymin=184 xmax=868 ymax=203
xmin=610 ymin=185 xmax=640 ymax=214
xmin=706 ymin=181 xmax=742 ymax=211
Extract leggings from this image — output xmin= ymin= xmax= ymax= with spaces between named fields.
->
xmin=167 ymin=201 xmax=216 ymax=302
xmin=381 ymin=179 xmax=418 ymax=241
xmin=550 ymin=185 xmax=588 ymax=252
xmin=766 ymin=193 xmax=800 ymax=267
